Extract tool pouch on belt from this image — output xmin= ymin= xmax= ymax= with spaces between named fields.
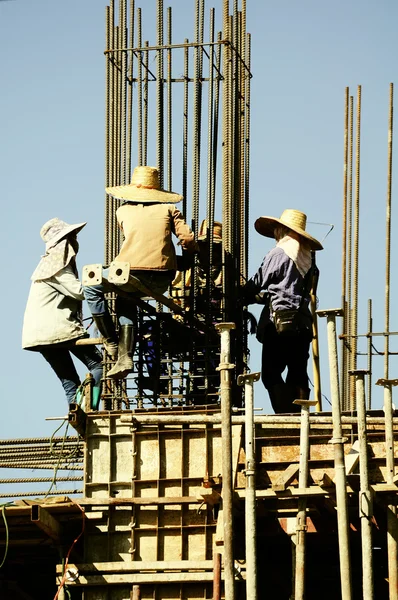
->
xmin=273 ymin=309 xmax=306 ymax=336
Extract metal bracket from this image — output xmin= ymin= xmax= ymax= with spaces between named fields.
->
xmin=108 ymin=261 xmax=131 ymax=285
xmin=216 ymin=363 xmax=235 ymax=371
xmin=328 ymin=437 xmax=348 ymax=445
xmin=237 ymin=372 xmax=260 ymax=386
xmin=82 ymin=263 xmax=103 ymax=286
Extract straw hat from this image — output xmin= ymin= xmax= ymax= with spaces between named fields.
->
xmin=106 ymin=166 xmax=183 ymax=203
xmin=40 ymin=218 xmax=86 ymax=252
xmin=198 ymin=219 xmax=222 ymax=243
xmin=255 ymin=209 xmax=323 ymax=251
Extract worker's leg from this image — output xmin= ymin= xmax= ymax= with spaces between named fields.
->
xmin=261 ymin=325 xmax=290 ymax=414
xmin=82 ymin=268 xmax=118 ymax=358
xmin=107 ymin=297 xmax=137 ymax=379
xmin=40 ymin=347 xmax=81 ymax=405
xmin=71 ymin=345 xmax=104 ymax=409
xmin=285 ymin=333 xmax=312 ymax=401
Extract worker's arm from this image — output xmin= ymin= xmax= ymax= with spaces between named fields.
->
xmin=47 ymin=264 xmax=84 ymax=300
xmin=171 ymin=207 xmax=199 ymax=253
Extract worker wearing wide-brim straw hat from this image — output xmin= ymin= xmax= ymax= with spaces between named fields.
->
xmin=243 ymin=209 xmax=323 ymax=415
xmin=83 ymin=166 xmax=198 ymax=381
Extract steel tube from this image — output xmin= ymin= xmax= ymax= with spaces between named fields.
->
xmin=238 ymin=372 xmax=260 ymax=600
xmin=213 ymin=552 xmax=222 ymax=600
xmin=294 ymin=401 xmax=312 ymax=600
xmin=318 ymin=309 xmax=352 ymax=600
xmin=352 ymin=370 xmax=374 ymax=599
xmin=118 ymin=413 xmax=398 ymax=426
xmin=216 ymin=322 xmax=236 ymax=600
xmin=367 ymin=299 xmax=373 ymax=409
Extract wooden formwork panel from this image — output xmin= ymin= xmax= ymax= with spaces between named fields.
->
xmin=83 ymin=583 xmax=214 ymax=600
xmin=83 ymin=414 xmax=230 ymax=569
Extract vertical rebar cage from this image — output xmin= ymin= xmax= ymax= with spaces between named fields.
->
xmin=103 ymin=0 xmax=251 ymax=409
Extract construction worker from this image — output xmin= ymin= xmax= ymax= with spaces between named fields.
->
xmin=22 ymin=218 xmax=103 ymax=407
xmin=83 ymin=165 xmax=198 ymax=379
xmin=171 ymin=219 xmax=223 ymax=317
xmin=244 ymin=209 xmax=322 ymax=414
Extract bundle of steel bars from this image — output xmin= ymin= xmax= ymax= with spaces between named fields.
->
xmin=103 ymin=0 xmax=251 ymax=408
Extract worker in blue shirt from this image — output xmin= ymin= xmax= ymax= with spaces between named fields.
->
xmin=244 ymin=209 xmax=322 ymax=414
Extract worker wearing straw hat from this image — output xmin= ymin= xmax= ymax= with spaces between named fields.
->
xmin=244 ymin=209 xmax=322 ymax=414
xmin=83 ymin=166 xmax=198 ymax=380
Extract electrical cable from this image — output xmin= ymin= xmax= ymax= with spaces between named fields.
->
xmin=53 ymin=500 xmax=86 ymax=600
xmin=0 ymin=503 xmax=12 ymax=570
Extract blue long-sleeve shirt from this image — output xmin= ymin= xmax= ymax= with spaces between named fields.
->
xmin=247 ymin=247 xmax=312 ymax=327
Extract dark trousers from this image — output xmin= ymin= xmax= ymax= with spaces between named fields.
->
xmin=261 ymin=324 xmax=311 ymax=414
xmin=40 ymin=344 xmax=103 ymax=405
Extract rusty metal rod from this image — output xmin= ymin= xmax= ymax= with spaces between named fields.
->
xmin=351 ymin=85 xmax=362 ymax=410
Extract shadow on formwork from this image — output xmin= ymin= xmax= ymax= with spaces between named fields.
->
xmin=1 ymin=2 xmax=398 ymax=600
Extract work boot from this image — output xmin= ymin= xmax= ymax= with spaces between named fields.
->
xmin=92 ymin=312 xmax=118 ymax=359
xmin=91 ymin=382 xmax=102 ymax=411
xmin=107 ymin=325 xmax=135 ymax=379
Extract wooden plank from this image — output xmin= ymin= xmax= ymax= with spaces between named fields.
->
xmin=57 ymin=572 xmax=217 ymax=586
xmin=78 ymin=496 xmax=199 ymax=506
xmin=344 ymin=440 xmax=360 ymax=475
xmin=237 ymin=486 xmax=336 ymax=500
xmin=272 ymin=463 xmax=299 ymax=491
xmin=56 ymin=560 xmax=214 ymax=574
xmin=30 ymin=506 xmax=61 ymax=542
xmin=371 ymin=483 xmax=398 ymax=494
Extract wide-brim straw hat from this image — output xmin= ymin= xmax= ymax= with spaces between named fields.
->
xmin=40 ymin=218 xmax=87 ymax=251
xmin=255 ymin=209 xmax=323 ymax=251
xmin=106 ymin=166 xmax=183 ymax=203
xmin=198 ymin=219 xmax=222 ymax=243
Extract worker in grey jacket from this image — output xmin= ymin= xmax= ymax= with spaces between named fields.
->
xmin=22 ymin=218 xmax=103 ymax=407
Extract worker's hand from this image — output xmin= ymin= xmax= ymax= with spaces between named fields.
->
xmin=176 ymin=251 xmax=194 ymax=272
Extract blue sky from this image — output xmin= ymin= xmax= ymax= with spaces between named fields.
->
xmin=0 ymin=0 xmax=397 ymax=447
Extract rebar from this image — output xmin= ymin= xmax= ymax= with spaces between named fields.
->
xmin=166 ymin=6 xmax=172 ymax=190
xmin=350 ymin=85 xmax=362 ymax=410
xmin=137 ymin=8 xmax=143 ymax=165
xmin=384 ymin=83 xmax=394 ymax=381
xmin=126 ymin=0 xmax=134 ymax=179
xmin=156 ymin=0 xmax=164 ymax=185
xmin=143 ymin=40 xmax=149 ymax=165
xmin=119 ymin=0 xmax=128 ymax=185
xmin=341 ymin=87 xmax=349 ymax=408
xmin=346 ymin=95 xmax=354 ymax=411
xmin=383 ymin=82 xmax=398 ymax=600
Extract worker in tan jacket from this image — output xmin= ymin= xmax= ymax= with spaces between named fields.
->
xmin=83 ymin=166 xmax=198 ymax=379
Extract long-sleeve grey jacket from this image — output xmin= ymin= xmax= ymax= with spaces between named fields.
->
xmin=22 ymin=265 xmax=87 ymax=350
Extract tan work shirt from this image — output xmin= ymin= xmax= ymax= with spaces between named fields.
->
xmin=115 ymin=202 xmax=197 ymax=271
